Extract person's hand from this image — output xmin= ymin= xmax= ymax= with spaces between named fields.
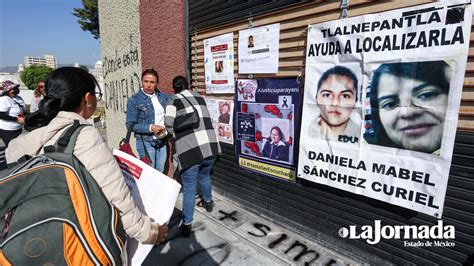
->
xmin=150 ymin=124 xmax=164 ymax=135
xmin=17 ymin=115 xmax=25 ymax=125
xmin=155 ymin=223 xmax=168 ymax=245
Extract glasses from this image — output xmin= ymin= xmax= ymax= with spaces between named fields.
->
xmin=95 ymin=90 xmax=103 ymax=101
xmin=94 ymin=85 xmax=103 ymax=101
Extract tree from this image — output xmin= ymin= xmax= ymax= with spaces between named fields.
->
xmin=20 ymin=65 xmax=53 ymax=90
xmin=72 ymin=0 xmax=99 ymax=40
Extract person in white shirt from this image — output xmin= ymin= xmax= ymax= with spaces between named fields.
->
xmin=0 ymin=80 xmax=25 ymax=146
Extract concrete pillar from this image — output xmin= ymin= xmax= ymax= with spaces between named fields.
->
xmin=98 ymin=0 xmax=142 ymax=148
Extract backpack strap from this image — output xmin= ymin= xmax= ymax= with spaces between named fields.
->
xmin=59 ymin=120 xmax=89 ymax=154
xmin=45 ymin=120 xmax=89 ymax=154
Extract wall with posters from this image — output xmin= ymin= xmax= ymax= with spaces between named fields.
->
xmin=189 ymin=1 xmax=474 ymax=264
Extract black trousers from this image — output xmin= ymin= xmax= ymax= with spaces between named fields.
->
xmin=0 ymin=128 xmax=22 ymax=147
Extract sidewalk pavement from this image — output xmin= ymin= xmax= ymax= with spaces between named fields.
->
xmin=143 ymin=191 xmax=370 ymax=266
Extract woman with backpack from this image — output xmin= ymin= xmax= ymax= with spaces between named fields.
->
xmin=6 ymin=67 xmax=167 ymax=263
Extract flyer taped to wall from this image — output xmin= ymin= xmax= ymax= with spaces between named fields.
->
xmin=113 ymin=149 xmax=181 ymax=265
xmin=235 ymin=78 xmax=301 ymax=182
xmin=297 ymin=1 xmax=472 ymax=218
xmin=205 ymin=98 xmax=234 ymax=144
xmin=238 ymin=23 xmax=280 ymax=74
xmin=204 ymin=33 xmax=235 ymax=93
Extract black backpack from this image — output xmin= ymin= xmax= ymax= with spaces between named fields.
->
xmin=0 ymin=120 xmax=126 ymax=265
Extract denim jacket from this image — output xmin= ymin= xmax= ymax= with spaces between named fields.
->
xmin=126 ymin=89 xmax=170 ymax=143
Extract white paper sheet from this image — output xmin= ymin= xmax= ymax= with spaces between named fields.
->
xmin=113 ymin=149 xmax=181 ymax=265
xmin=238 ymin=23 xmax=280 ymax=73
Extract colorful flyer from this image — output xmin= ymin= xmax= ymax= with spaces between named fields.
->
xmin=205 ymin=98 xmax=234 ymax=144
xmin=204 ymin=33 xmax=235 ymax=93
xmin=235 ymin=78 xmax=301 ymax=182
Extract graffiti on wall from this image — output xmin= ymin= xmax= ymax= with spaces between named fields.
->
xmin=104 ymin=72 xmax=140 ymax=113
xmin=103 ymin=34 xmax=141 ymax=113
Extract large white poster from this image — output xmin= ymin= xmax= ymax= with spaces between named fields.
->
xmin=238 ymin=23 xmax=280 ymax=74
xmin=204 ymin=33 xmax=234 ymax=94
xmin=298 ymin=2 xmax=471 ymax=218
xmin=205 ymin=98 xmax=234 ymax=144
xmin=113 ymin=149 xmax=181 ymax=265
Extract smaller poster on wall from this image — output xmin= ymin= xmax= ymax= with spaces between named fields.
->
xmin=204 ymin=33 xmax=235 ymax=94
xmin=238 ymin=23 xmax=280 ymax=74
xmin=235 ymin=78 xmax=301 ymax=182
xmin=205 ymin=98 xmax=234 ymax=144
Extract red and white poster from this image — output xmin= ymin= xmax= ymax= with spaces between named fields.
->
xmin=113 ymin=149 xmax=181 ymax=265
xmin=204 ymin=33 xmax=234 ymax=94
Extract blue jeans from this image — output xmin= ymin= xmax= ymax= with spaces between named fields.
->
xmin=181 ymin=156 xmax=216 ymax=225
xmin=136 ymin=140 xmax=167 ymax=173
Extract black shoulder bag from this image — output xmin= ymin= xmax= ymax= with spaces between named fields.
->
xmin=174 ymin=95 xmax=200 ymax=133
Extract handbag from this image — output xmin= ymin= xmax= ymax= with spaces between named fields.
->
xmin=174 ymin=95 xmax=200 ymax=133
xmin=118 ymin=123 xmax=152 ymax=165
xmin=118 ymin=124 xmax=136 ymax=157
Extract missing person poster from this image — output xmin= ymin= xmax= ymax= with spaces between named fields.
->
xmin=236 ymin=78 xmax=301 ymax=182
xmin=238 ymin=23 xmax=280 ymax=74
xmin=298 ymin=2 xmax=472 ymax=218
xmin=205 ymin=98 xmax=234 ymax=144
xmin=204 ymin=33 xmax=235 ymax=93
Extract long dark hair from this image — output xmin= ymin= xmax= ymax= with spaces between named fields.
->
xmin=269 ymin=126 xmax=285 ymax=143
xmin=367 ymin=61 xmax=450 ymax=148
xmin=24 ymin=67 xmax=99 ymax=131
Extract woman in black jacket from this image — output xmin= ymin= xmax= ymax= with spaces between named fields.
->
xmin=262 ymin=126 xmax=289 ymax=162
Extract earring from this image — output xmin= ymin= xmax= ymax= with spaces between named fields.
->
xmin=87 ymin=103 xmax=92 ymax=108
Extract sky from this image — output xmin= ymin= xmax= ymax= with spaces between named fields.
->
xmin=0 ymin=0 xmax=101 ymax=68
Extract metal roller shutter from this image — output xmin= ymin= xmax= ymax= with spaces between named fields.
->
xmin=189 ymin=1 xmax=474 ymax=264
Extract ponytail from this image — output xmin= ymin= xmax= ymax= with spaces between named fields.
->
xmin=23 ymin=67 xmax=97 ymax=131
xmin=24 ymin=96 xmax=61 ymax=131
